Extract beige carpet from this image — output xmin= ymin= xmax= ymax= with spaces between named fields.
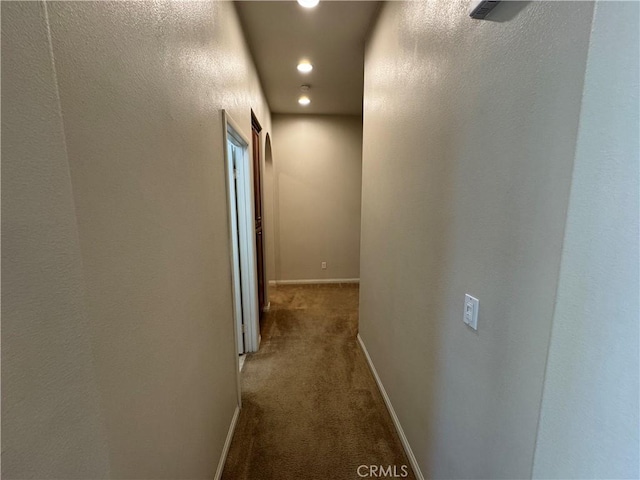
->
xmin=222 ymin=284 xmax=415 ymax=480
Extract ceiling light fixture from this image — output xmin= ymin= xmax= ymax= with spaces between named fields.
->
xmin=297 ymin=0 xmax=319 ymax=8
xmin=298 ymin=84 xmax=311 ymax=106
xmin=297 ymin=61 xmax=313 ymax=74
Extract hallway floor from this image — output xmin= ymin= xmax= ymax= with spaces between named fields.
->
xmin=222 ymin=284 xmax=414 ymax=480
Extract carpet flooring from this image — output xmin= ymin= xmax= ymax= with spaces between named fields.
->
xmin=222 ymin=284 xmax=415 ymax=480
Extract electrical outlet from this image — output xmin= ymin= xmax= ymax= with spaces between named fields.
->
xmin=464 ymin=294 xmax=479 ymax=331
xmin=321 ymin=261 xmax=327 ymax=270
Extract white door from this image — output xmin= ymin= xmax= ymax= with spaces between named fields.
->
xmin=227 ymin=141 xmax=245 ymax=355
xmin=224 ymin=112 xmax=260 ymax=357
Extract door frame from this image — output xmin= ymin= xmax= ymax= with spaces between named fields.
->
xmin=222 ymin=111 xmax=261 ymax=400
xmin=225 ymin=126 xmax=247 ymax=358
xmin=250 ymin=112 xmax=268 ymax=319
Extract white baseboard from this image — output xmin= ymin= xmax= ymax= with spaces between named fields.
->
xmin=357 ymin=334 xmax=425 ymax=480
xmin=214 ymin=405 xmax=240 ymax=480
xmin=268 ymin=278 xmax=360 ymax=286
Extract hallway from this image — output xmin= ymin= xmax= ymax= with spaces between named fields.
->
xmin=2 ymin=0 xmax=638 ymax=479
xmin=222 ymin=285 xmax=413 ymax=480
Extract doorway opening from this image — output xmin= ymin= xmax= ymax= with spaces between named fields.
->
xmin=223 ymin=111 xmax=261 ymax=376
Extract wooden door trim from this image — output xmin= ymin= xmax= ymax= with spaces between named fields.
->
xmin=250 ymin=111 xmax=266 ymax=321
xmin=251 ymin=111 xmax=262 ymax=133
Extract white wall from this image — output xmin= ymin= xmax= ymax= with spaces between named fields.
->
xmin=359 ymin=1 xmax=594 ymax=478
xmin=1 ymin=3 xmax=111 ymax=477
xmin=533 ymin=2 xmax=640 ymax=478
xmin=1 ymin=1 xmax=271 ymax=478
xmin=272 ymin=114 xmax=362 ymax=282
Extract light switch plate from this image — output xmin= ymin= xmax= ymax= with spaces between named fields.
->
xmin=464 ymin=294 xmax=479 ymax=331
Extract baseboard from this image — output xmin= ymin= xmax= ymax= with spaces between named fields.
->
xmin=214 ymin=405 xmax=240 ymax=480
xmin=269 ymin=278 xmax=360 ymax=286
xmin=357 ymin=334 xmax=425 ymax=480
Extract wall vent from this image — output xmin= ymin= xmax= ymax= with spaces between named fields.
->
xmin=469 ymin=0 xmax=500 ymax=19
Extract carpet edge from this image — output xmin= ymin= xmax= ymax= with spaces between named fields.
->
xmin=356 ymin=333 xmax=425 ymax=480
xmin=215 ymin=405 xmax=240 ymax=480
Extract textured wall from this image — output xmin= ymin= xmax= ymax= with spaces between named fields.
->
xmin=272 ymin=114 xmax=362 ymax=282
xmin=2 ymin=1 xmax=271 ymax=478
xmin=359 ymin=1 xmax=593 ymax=478
xmin=533 ymin=3 xmax=640 ymax=478
xmin=1 ymin=3 xmax=111 ymax=477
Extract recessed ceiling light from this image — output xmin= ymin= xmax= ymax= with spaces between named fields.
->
xmin=297 ymin=0 xmax=319 ymax=8
xmin=297 ymin=61 xmax=313 ymax=74
xmin=298 ymin=96 xmax=311 ymax=106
